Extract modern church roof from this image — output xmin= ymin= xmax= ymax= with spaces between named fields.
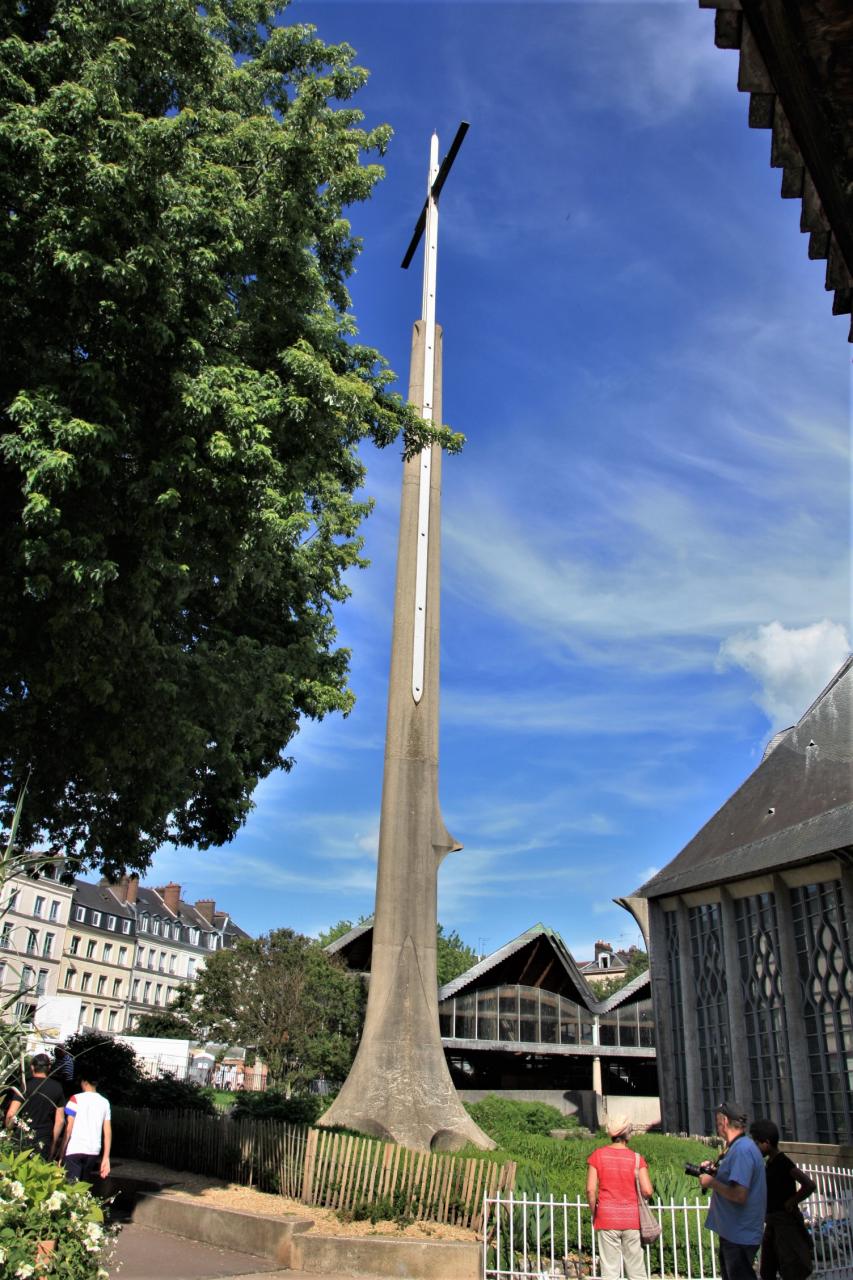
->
xmin=635 ymin=656 xmax=853 ymax=900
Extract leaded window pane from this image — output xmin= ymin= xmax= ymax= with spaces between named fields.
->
xmin=735 ymin=891 xmax=794 ymax=1138
xmin=689 ymin=902 xmax=732 ymax=1130
xmin=791 ymin=880 xmax=853 ymax=1143
xmin=665 ymin=911 xmax=688 ymax=1131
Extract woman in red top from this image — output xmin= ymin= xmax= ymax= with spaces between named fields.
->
xmin=586 ymin=1113 xmax=654 ymax=1280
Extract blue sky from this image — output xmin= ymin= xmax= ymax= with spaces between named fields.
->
xmin=149 ymin=0 xmax=851 ymax=961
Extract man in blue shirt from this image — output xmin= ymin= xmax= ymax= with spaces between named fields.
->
xmin=700 ymin=1101 xmax=768 ymax=1280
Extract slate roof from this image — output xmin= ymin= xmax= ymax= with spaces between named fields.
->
xmin=700 ymin=0 xmax=853 ymax=338
xmin=635 ymin=656 xmax=853 ymax=899
xmin=72 ymin=879 xmax=135 ymax=922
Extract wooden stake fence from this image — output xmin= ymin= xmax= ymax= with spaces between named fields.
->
xmin=115 ymin=1108 xmax=515 ymax=1230
xmin=300 ymin=1126 xmax=516 ymax=1229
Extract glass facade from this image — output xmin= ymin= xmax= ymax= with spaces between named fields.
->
xmin=664 ymin=911 xmax=688 ymax=1131
xmin=790 ymin=879 xmax=853 ymax=1143
xmin=438 ymin=983 xmax=654 ymax=1050
xmin=734 ymin=891 xmax=794 ymax=1139
xmin=688 ymin=902 xmax=732 ymax=1131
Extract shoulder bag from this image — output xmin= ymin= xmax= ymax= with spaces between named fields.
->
xmin=634 ymin=1151 xmax=662 ymax=1245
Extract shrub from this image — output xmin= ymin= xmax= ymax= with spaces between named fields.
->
xmin=131 ymin=1072 xmax=216 ymax=1114
xmin=64 ymin=1032 xmax=143 ymax=1105
xmin=228 ymin=1089 xmax=325 ymax=1125
xmin=0 ymin=1140 xmax=116 ymax=1278
xmin=464 ymin=1095 xmax=575 ymax=1145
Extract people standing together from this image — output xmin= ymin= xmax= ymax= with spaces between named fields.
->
xmin=587 ymin=1101 xmax=815 ymax=1280
xmin=4 ymin=1048 xmax=111 ymax=1185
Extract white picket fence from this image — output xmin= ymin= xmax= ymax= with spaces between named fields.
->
xmin=483 ymin=1163 xmax=853 ymax=1279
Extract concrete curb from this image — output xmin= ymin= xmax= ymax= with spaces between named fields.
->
xmin=129 ymin=1192 xmax=312 ymax=1266
xmin=128 ymin=1192 xmax=481 ymax=1277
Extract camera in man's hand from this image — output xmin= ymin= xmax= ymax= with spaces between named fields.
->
xmin=685 ymin=1159 xmax=718 ymax=1185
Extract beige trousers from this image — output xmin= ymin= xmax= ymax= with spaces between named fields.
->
xmin=597 ymin=1228 xmax=647 ymax=1279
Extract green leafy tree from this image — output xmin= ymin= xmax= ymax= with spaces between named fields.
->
xmin=64 ymin=1030 xmax=144 ymax=1104
xmin=131 ymin=1007 xmax=193 ymax=1039
xmin=436 ymin=923 xmax=477 ymax=986
xmin=179 ymin=928 xmax=365 ymax=1091
xmin=0 ymin=0 xmax=460 ymax=876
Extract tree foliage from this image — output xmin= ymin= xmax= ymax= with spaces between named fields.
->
xmin=178 ymin=927 xmax=365 ymax=1090
xmin=0 ymin=0 xmax=459 ymax=874
xmin=131 ymin=1007 xmax=194 ymax=1039
xmin=436 ymin=922 xmax=478 ymax=986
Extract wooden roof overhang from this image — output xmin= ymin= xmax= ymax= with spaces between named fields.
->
xmin=700 ymin=0 xmax=853 ymax=338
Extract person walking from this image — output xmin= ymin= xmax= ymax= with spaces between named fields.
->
xmin=53 ymin=1043 xmax=75 ymax=1100
xmin=586 ymin=1113 xmax=654 ymax=1280
xmin=5 ymin=1053 xmax=66 ymax=1158
xmin=699 ymin=1101 xmax=767 ymax=1280
xmin=749 ymin=1119 xmax=815 ymax=1280
xmin=60 ymin=1073 xmax=111 ymax=1183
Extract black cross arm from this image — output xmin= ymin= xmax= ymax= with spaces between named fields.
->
xmin=401 ymin=121 xmax=469 ymax=269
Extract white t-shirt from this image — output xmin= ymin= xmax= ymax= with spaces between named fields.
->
xmin=64 ymin=1091 xmax=110 ymax=1156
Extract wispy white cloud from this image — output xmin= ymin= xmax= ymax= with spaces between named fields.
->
xmin=717 ymin=619 xmax=851 ymax=732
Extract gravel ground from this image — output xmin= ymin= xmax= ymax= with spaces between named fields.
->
xmin=112 ymin=1157 xmax=478 ymax=1243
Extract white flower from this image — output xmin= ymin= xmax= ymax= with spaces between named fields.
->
xmin=15 ymin=1265 xmax=34 ymax=1278
xmin=85 ymin=1221 xmax=103 ymax=1240
xmin=44 ymin=1190 xmax=66 ymax=1211
xmin=8 ymin=1181 xmax=25 ymax=1200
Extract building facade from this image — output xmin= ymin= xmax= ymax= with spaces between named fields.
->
xmin=329 ymin=921 xmax=658 ymax=1124
xmin=0 ymin=862 xmax=75 ymax=1023
xmin=621 ymin=658 xmax=853 ymax=1144
xmin=2 ymin=868 xmax=246 ymax=1038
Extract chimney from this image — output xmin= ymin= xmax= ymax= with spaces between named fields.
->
xmin=159 ymin=883 xmax=181 ymax=914
xmin=126 ymin=874 xmax=139 ymax=905
xmin=195 ymin=899 xmax=215 ymax=924
xmin=112 ymin=877 xmax=129 ymax=904
xmin=594 ymin=940 xmax=612 ymax=960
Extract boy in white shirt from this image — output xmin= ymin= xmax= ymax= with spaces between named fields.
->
xmin=61 ymin=1074 xmax=111 ymax=1183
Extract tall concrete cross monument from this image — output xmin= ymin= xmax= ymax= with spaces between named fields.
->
xmin=319 ymin=125 xmax=493 ymax=1152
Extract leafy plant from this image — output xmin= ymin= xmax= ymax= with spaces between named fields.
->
xmin=0 ymin=1143 xmax=116 ymax=1278
xmin=227 ymin=1088 xmax=325 ymax=1125
xmin=63 ymin=1032 xmax=144 ymax=1105
xmin=464 ymin=1095 xmax=577 ymax=1146
xmin=131 ymin=1072 xmax=216 ymax=1115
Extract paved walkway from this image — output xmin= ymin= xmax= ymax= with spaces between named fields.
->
xmin=110 ymin=1222 xmax=380 ymax=1280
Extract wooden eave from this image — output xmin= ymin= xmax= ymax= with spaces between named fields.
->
xmin=700 ymin=0 xmax=853 ymax=338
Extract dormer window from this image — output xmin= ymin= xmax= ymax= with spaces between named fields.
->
xmin=152 ymin=918 xmax=161 ymax=936
xmin=140 ymin=913 xmax=149 ymax=932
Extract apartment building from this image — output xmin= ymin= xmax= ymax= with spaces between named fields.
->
xmin=1 ymin=864 xmax=247 ymax=1037
xmin=122 ymin=882 xmax=239 ymax=1029
xmin=0 ymin=862 xmax=75 ymax=1022
xmin=59 ymin=880 xmax=136 ymax=1034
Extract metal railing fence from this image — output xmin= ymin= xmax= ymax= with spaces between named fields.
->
xmin=483 ymin=1163 xmax=853 ymax=1279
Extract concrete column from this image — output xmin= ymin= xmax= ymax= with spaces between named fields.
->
xmin=317 ymin=323 xmax=491 ymax=1153
xmin=719 ymin=888 xmax=751 ymax=1108
xmin=773 ymin=874 xmax=817 ymax=1140
xmin=676 ymin=899 xmax=705 ymax=1134
xmin=648 ymin=902 xmax=678 ymax=1134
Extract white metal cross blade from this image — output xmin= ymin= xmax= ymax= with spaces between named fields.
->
xmin=412 ymin=133 xmax=440 ymax=705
